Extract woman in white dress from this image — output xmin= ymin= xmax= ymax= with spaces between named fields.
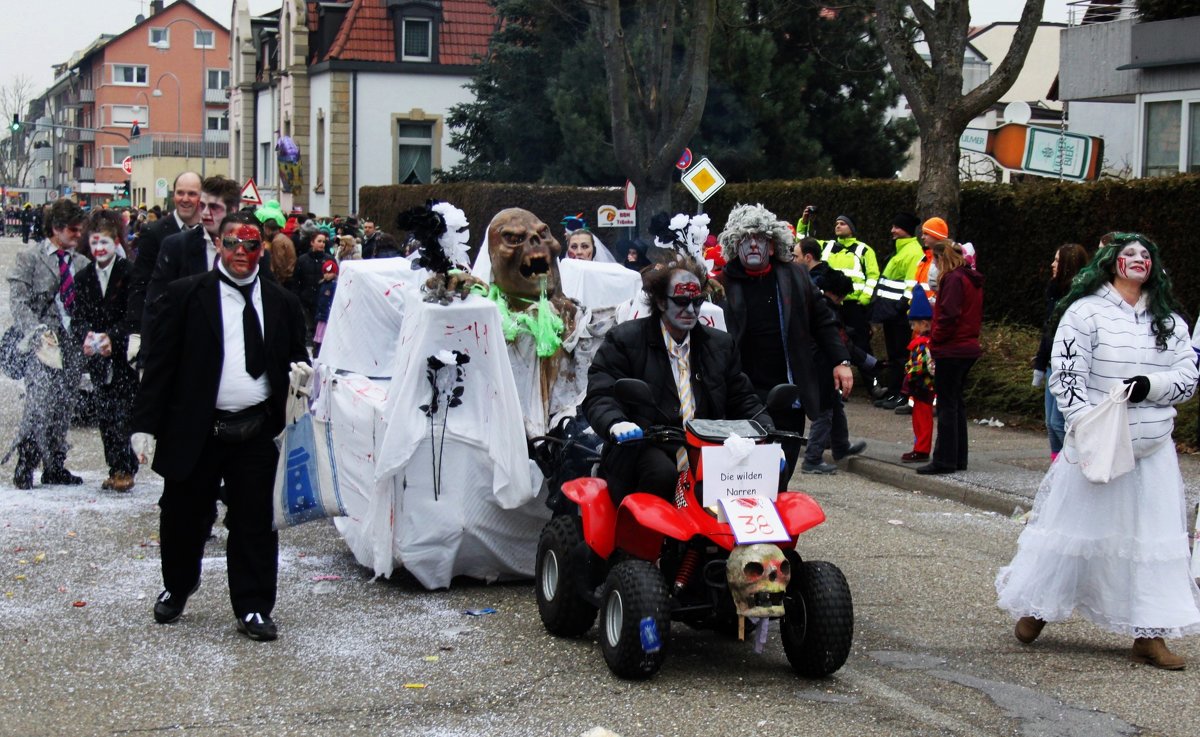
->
xmin=995 ymin=233 xmax=1200 ymax=670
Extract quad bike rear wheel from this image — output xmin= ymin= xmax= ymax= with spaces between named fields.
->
xmin=600 ymin=560 xmax=670 ymax=679
xmin=781 ymin=559 xmax=853 ymax=677
xmin=535 ymin=515 xmax=598 ymax=637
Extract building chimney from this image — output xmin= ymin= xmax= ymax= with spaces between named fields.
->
xmin=150 ymin=1 xmax=164 ymax=16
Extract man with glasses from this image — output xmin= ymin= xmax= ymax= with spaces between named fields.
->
xmin=131 ymin=214 xmax=308 ymax=642
xmin=585 ymin=261 xmax=769 ymax=504
xmin=717 ymin=204 xmax=852 ymax=484
xmin=8 ymin=199 xmax=91 ymax=488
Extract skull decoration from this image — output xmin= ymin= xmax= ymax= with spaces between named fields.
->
xmin=726 ymin=544 xmax=791 ymax=618
xmin=487 ymin=208 xmax=563 ymax=302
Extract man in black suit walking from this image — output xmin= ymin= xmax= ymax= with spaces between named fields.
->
xmin=125 ymin=171 xmax=202 ymax=359
xmin=131 ymin=214 xmax=309 ymax=642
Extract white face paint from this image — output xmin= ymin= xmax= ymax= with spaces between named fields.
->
xmin=89 ymin=234 xmax=117 ymax=266
xmin=737 ymin=233 xmax=772 ymax=269
xmin=1115 ymin=243 xmax=1151 ymax=284
xmin=659 ymin=270 xmax=703 ymax=339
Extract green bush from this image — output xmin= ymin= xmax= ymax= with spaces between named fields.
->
xmin=361 ymin=175 xmax=1200 ymax=326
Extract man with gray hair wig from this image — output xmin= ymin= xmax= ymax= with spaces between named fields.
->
xmin=716 ymin=203 xmax=853 ymax=484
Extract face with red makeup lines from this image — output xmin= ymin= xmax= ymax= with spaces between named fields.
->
xmin=1115 ymin=242 xmax=1151 ymax=285
xmin=220 ymin=222 xmax=264 ymax=279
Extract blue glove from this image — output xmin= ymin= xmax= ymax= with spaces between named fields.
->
xmin=779 ymin=447 xmax=787 ymax=472
xmin=610 ymin=421 xmax=643 ymax=443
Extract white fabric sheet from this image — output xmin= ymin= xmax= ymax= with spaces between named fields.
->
xmin=615 ymin=291 xmax=727 ymax=332
xmin=558 ymin=258 xmax=642 ymax=310
xmin=315 ymin=257 xmax=424 ymax=377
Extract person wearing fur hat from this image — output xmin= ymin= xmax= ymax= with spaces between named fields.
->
xmin=872 ymin=212 xmax=926 ymax=410
xmin=797 ymin=209 xmax=880 ymax=362
xmin=717 ymin=204 xmax=851 ymax=484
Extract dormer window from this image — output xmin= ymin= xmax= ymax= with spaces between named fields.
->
xmin=387 ymin=0 xmax=440 ymax=64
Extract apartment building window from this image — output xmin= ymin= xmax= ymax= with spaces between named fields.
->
xmin=207 ymin=69 xmax=230 ymax=91
xmin=260 ymin=142 xmax=273 ymax=185
xmin=397 ymin=121 xmax=433 ymax=184
xmin=112 ymin=64 xmax=148 ymax=86
xmin=195 ymin=29 xmax=215 ymax=49
xmin=105 ymin=146 xmax=130 ymax=168
xmin=206 ymin=113 xmax=228 ymax=131
xmin=149 ymin=28 xmax=169 ymax=48
xmin=1144 ymin=101 xmax=1181 ymax=177
xmin=402 ymin=19 xmax=432 ymax=61
xmin=1189 ymin=103 xmax=1200 ymax=173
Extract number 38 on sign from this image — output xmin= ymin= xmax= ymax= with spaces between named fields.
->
xmin=718 ymin=496 xmax=789 ymax=545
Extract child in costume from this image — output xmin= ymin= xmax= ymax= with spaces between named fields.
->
xmin=902 ymin=287 xmax=935 ymax=462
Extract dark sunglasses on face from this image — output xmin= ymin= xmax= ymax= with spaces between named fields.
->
xmin=221 ymin=237 xmax=262 ymax=252
xmin=668 ymin=296 xmax=706 ymax=310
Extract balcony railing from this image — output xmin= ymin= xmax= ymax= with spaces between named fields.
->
xmin=65 ymin=88 xmax=96 ymax=107
xmin=128 ymin=132 xmax=229 ymax=160
xmin=205 ymin=88 xmax=228 ymax=104
xmin=74 ymin=166 xmax=95 ymax=181
xmin=1066 ymin=1 xmax=1136 ymax=26
xmin=62 ymin=128 xmax=96 ymax=143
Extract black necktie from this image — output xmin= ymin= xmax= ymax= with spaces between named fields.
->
xmin=218 ymin=272 xmax=266 ymax=378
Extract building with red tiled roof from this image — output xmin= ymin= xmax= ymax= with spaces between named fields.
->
xmin=228 ymin=0 xmax=496 ymax=217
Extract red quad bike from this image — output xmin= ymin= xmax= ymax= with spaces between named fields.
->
xmin=535 ymin=379 xmax=853 ymax=680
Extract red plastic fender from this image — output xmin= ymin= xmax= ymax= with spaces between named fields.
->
xmin=775 ymin=492 xmax=826 ymax=537
xmin=561 ymin=477 xmax=617 ymax=559
xmin=615 ymin=493 xmax=700 ymax=561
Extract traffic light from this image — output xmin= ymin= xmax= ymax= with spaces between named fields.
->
xmin=121 ymin=180 xmax=131 ymax=198
xmin=9 ymin=114 xmax=19 ymax=133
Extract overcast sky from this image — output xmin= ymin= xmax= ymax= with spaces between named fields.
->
xmin=0 ymin=0 xmax=1074 ymax=97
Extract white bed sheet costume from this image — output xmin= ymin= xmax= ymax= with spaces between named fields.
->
xmin=996 ymin=282 xmax=1200 ymax=637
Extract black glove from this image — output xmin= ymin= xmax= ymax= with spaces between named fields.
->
xmin=1123 ymin=375 xmax=1150 ymax=403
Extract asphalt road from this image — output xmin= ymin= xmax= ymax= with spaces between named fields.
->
xmin=1 ymin=235 xmax=1198 ymax=737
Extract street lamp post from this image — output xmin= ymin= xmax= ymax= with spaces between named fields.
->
xmin=154 ymin=16 xmax=210 ymax=177
xmin=153 ymin=72 xmax=182 ymax=135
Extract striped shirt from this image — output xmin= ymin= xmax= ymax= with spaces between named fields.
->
xmin=1051 ymin=283 xmax=1198 ymax=456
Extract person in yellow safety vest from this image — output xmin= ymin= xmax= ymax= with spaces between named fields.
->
xmin=797 ymin=209 xmax=879 ymax=361
xmin=871 ymin=212 xmax=925 ymax=409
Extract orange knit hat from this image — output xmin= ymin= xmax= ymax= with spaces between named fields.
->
xmin=922 ymin=217 xmax=949 ymax=240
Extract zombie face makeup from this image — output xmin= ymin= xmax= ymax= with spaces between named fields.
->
xmin=220 ymin=223 xmax=264 ymax=279
xmin=566 ymin=233 xmax=594 ymax=261
xmin=736 ymin=233 xmax=772 ymax=270
xmin=659 ymin=271 xmax=702 ymax=339
xmin=89 ymin=233 xmax=118 ymax=266
xmin=1115 ymin=243 xmax=1151 ymax=284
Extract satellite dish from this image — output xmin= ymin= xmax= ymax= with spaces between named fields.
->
xmin=1004 ymin=101 xmax=1032 ymax=125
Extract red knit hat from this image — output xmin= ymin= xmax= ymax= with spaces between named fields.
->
xmin=322 ymin=260 xmax=339 ymax=276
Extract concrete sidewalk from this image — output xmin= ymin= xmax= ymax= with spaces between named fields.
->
xmin=819 ymin=394 xmax=1200 ymax=515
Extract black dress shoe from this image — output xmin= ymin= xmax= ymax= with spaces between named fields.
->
xmin=153 ymin=581 xmax=200 ymax=624
xmin=41 ymin=468 xmax=83 ymax=486
xmin=13 ymin=470 xmax=33 ymax=490
xmin=916 ymin=463 xmax=956 ymax=475
xmin=236 ymin=612 xmax=278 ymax=642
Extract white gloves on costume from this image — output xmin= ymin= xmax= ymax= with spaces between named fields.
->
xmin=1032 ymin=369 xmax=1045 ymax=388
xmin=127 ymin=334 xmax=141 ymax=365
xmin=131 ymin=433 xmax=156 ymax=465
xmin=610 ymin=421 xmax=643 ymax=443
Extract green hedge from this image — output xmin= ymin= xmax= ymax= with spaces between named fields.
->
xmin=360 ymin=175 xmax=1200 ymax=326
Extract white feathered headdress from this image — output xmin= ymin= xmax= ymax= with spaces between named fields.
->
xmin=650 ymin=212 xmax=711 ymax=269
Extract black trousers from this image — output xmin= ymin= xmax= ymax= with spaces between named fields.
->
xmin=772 ymin=405 xmax=806 ymax=490
xmin=931 ymin=357 xmax=977 ymax=470
xmin=96 ymin=367 xmax=139 ymax=477
xmin=604 ymin=442 xmax=681 ymax=505
xmin=159 ymin=431 xmax=279 ymax=618
xmin=840 ymin=301 xmax=873 ymax=358
xmin=881 ymin=319 xmax=912 ymax=396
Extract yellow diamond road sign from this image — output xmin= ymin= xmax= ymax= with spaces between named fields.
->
xmin=681 ymin=157 xmax=725 ymax=203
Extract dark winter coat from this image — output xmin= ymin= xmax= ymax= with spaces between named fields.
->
xmin=930 ymin=266 xmax=984 ymax=360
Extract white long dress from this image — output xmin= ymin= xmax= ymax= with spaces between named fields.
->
xmin=995 ymin=284 xmax=1200 ymax=637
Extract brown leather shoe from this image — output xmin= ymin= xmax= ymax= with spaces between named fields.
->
xmin=1131 ymin=637 xmax=1186 ymax=670
xmin=108 ymin=472 xmax=135 ymax=493
xmin=1014 ymin=616 xmax=1046 ymax=644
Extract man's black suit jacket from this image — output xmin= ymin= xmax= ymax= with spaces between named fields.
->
xmin=131 ymin=269 xmax=309 ymax=480
xmin=127 ymin=214 xmax=183 ymax=334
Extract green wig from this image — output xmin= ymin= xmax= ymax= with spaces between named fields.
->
xmin=1052 ymin=233 xmax=1184 ymax=350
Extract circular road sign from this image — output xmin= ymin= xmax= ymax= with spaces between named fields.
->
xmin=122 ymin=156 xmax=133 ymax=176
xmin=676 ymin=148 xmax=693 ymax=171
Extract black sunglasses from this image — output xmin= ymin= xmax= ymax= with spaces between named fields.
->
xmin=221 ymin=237 xmax=263 ymax=252
xmin=668 ymin=296 xmax=706 ymax=309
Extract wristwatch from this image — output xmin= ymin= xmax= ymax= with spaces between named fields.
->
xmin=838 ymin=360 xmax=852 ymax=367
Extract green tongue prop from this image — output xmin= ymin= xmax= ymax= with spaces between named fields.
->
xmin=476 ymin=277 xmax=565 ymax=358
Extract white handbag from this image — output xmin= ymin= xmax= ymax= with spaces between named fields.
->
xmin=1064 ymin=383 xmax=1136 ymax=484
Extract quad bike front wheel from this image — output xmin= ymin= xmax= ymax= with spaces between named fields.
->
xmin=781 ymin=559 xmax=853 ymax=677
xmin=600 ymin=560 xmax=670 ymax=680
xmin=535 ymin=515 xmax=598 ymax=637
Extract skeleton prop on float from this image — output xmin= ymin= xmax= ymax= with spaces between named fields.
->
xmin=478 ymin=208 xmax=615 ymax=437
xmin=727 ymin=543 xmax=792 ymax=649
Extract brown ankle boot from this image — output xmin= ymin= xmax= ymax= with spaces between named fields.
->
xmin=1131 ymin=637 xmax=1186 ymax=670
xmin=1014 ymin=616 xmax=1046 ymax=644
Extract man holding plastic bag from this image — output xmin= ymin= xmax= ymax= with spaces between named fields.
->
xmin=996 ymin=233 xmax=1199 ymax=670
xmin=130 ymin=215 xmax=309 ymax=642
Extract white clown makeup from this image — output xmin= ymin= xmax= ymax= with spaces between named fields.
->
xmin=660 ymin=271 xmax=703 ymax=339
xmin=737 ymin=233 xmax=772 ymax=270
xmin=1115 ymin=243 xmax=1151 ymax=284
xmin=89 ymin=233 xmax=118 ymax=266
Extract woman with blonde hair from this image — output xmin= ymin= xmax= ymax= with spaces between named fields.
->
xmin=916 ymin=238 xmax=984 ymax=475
